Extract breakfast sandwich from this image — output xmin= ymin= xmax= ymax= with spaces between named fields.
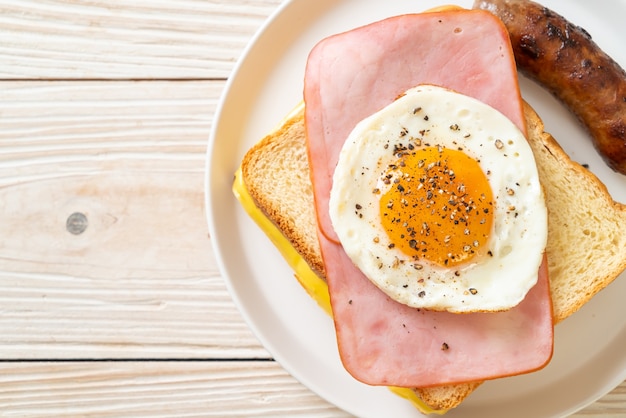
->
xmin=231 ymin=3 xmax=626 ymax=414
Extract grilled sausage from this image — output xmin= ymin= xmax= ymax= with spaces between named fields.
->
xmin=474 ymin=0 xmax=626 ymax=175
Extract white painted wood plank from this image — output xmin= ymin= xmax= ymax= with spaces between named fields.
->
xmin=0 ymin=0 xmax=282 ymax=80
xmin=0 ymin=80 xmax=267 ymax=359
xmin=0 ymin=361 xmax=621 ymax=417
xmin=0 ymin=361 xmax=351 ymax=417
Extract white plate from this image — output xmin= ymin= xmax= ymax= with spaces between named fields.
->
xmin=206 ymin=1 xmax=626 ymax=416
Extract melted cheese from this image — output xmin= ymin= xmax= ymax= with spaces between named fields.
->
xmin=232 ymin=168 xmax=446 ymax=415
xmin=232 ymin=168 xmax=332 ymax=315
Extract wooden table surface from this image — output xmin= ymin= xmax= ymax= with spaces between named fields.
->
xmin=0 ymin=0 xmax=624 ymax=416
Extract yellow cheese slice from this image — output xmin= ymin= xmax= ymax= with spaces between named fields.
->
xmin=232 ymin=168 xmax=446 ymax=415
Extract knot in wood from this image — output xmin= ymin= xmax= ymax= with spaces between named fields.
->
xmin=66 ymin=212 xmax=88 ymax=235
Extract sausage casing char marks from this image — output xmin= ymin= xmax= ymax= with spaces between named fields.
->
xmin=474 ymin=0 xmax=626 ymax=175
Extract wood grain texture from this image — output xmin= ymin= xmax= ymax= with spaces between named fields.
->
xmin=0 ymin=0 xmax=623 ymax=415
xmin=0 ymin=80 xmax=266 ymax=359
xmin=0 ymin=0 xmax=282 ymax=80
xmin=0 ymin=362 xmax=351 ymax=417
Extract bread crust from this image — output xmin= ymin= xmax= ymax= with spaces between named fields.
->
xmin=241 ymin=105 xmax=325 ymax=278
xmin=413 ymin=381 xmax=483 ymax=411
xmin=523 ymin=102 xmax=626 ymax=322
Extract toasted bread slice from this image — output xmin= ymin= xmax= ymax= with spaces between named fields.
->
xmin=523 ymin=102 xmax=626 ymax=323
xmin=235 ymin=101 xmax=626 ymax=412
xmin=241 ymin=103 xmax=325 ymax=278
xmin=412 ymin=381 xmax=483 ymax=411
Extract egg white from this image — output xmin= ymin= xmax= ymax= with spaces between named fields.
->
xmin=329 ymin=85 xmax=548 ymax=313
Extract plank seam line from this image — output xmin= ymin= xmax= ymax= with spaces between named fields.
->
xmin=0 ymin=78 xmax=228 ymax=82
xmin=0 ymin=358 xmax=275 ymax=363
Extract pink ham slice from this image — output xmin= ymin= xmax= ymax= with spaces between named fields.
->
xmin=306 ymin=10 xmax=527 ymax=244
xmin=304 ymin=9 xmax=554 ymax=387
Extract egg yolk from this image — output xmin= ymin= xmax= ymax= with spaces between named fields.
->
xmin=379 ymin=146 xmax=494 ymax=267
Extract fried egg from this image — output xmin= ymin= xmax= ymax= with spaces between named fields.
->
xmin=329 ymin=84 xmax=548 ymax=313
